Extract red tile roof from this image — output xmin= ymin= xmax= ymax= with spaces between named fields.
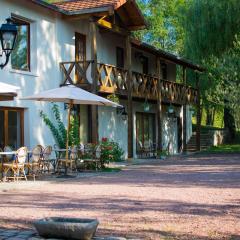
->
xmin=52 ymin=0 xmax=127 ymax=13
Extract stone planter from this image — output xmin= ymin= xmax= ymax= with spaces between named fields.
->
xmin=34 ymin=217 xmax=99 ymax=240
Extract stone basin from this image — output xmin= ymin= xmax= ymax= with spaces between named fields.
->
xmin=34 ymin=217 xmax=99 ymax=240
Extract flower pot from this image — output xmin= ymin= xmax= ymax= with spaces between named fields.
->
xmin=34 ymin=217 xmax=99 ymax=240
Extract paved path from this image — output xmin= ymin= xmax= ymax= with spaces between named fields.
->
xmin=0 ymin=153 xmax=240 ymax=240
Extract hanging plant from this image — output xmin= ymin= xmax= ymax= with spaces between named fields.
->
xmin=107 ymin=94 xmax=120 ymax=104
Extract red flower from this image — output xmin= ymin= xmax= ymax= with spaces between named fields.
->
xmin=102 ymin=137 xmax=108 ymax=142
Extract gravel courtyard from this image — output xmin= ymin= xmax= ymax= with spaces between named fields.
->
xmin=0 ymin=153 xmax=240 ymax=240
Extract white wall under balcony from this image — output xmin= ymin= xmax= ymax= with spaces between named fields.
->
xmin=98 ymin=103 xmax=128 ymax=159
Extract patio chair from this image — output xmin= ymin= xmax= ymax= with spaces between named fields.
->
xmin=3 ymin=146 xmax=14 ymax=162
xmin=2 ymin=147 xmax=28 ymax=181
xmin=27 ymin=145 xmax=43 ymax=181
xmin=41 ymin=146 xmax=53 ymax=173
xmin=56 ymin=145 xmax=78 ymax=173
xmin=82 ymin=144 xmax=101 ymax=171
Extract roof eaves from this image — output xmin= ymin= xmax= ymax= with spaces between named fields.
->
xmin=132 ymin=39 xmax=205 ymax=72
xmin=31 ymin=0 xmax=67 ymax=14
xmin=31 ymin=0 xmax=114 ymax=16
xmin=63 ymin=6 xmax=114 ymax=16
xmin=128 ymin=0 xmax=148 ymax=28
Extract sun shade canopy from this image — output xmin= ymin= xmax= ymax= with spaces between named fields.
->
xmin=21 ymin=85 xmax=121 ymax=107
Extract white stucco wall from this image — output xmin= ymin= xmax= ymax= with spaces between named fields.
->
xmin=98 ymin=103 xmax=128 ymax=159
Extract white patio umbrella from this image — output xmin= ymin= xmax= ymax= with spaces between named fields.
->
xmin=21 ymin=85 xmax=121 ymax=159
xmin=0 ymin=82 xmax=20 ymax=101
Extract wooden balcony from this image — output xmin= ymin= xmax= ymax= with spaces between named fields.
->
xmin=96 ymin=63 xmax=198 ymax=105
xmin=60 ymin=61 xmax=198 ymax=105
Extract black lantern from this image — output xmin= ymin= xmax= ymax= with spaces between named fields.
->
xmin=117 ymin=106 xmax=128 ymax=121
xmin=167 ymin=103 xmax=175 ymax=117
xmin=0 ymin=18 xmax=18 ymax=69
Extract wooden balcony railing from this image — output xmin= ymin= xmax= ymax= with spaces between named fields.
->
xmin=60 ymin=60 xmax=93 ymax=86
xmin=60 ymin=61 xmax=198 ymax=105
xmin=97 ymin=63 xmax=128 ymax=94
xmin=132 ymin=71 xmax=158 ymax=99
xmin=96 ymin=63 xmax=198 ymax=104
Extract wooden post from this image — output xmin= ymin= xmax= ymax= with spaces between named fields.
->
xmin=196 ymin=72 xmax=201 ymax=151
xmin=156 ymin=57 xmax=162 ymax=152
xmin=126 ymin=34 xmax=133 ymax=158
xmin=182 ymin=67 xmax=187 ymax=153
xmin=90 ymin=18 xmax=98 ymax=144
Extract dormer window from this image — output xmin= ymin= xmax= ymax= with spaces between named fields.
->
xmin=11 ymin=17 xmax=30 ymax=71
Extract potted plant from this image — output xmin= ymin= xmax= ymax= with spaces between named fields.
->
xmin=157 ymin=149 xmax=168 ymax=159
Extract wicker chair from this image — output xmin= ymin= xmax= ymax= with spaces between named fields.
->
xmin=41 ymin=146 xmax=53 ymax=173
xmin=2 ymin=147 xmax=28 ymax=181
xmin=57 ymin=146 xmax=78 ymax=173
xmin=82 ymin=144 xmax=101 ymax=170
xmin=27 ymin=145 xmax=43 ymax=181
xmin=3 ymin=146 xmax=14 ymax=162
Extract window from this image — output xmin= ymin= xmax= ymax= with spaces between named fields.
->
xmin=161 ymin=62 xmax=167 ymax=80
xmin=0 ymin=107 xmax=24 ymax=150
xmin=11 ymin=18 xmax=30 ymax=71
xmin=116 ymin=47 xmax=124 ymax=68
xmin=141 ymin=56 xmax=148 ymax=74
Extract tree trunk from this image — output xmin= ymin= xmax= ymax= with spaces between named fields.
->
xmin=224 ymin=105 xmax=236 ymax=142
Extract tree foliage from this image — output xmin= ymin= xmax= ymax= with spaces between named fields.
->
xmin=136 ymin=0 xmax=186 ymax=53
xmin=182 ymin=0 xmax=240 ymax=133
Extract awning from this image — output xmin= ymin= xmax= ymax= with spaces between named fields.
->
xmin=0 ymin=82 xmax=20 ymax=101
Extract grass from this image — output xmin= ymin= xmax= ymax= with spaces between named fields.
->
xmin=101 ymin=167 xmax=122 ymax=173
xmin=202 ymin=144 xmax=240 ymax=153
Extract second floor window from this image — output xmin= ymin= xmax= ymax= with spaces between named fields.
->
xmin=116 ymin=47 xmax=124 ymax=69
xmin=161 ymin=63 xmax=167 ymax=80
xmin=141 ymin=56 xmax=148 ymax=75
xmin=11 ymin=18 xmax=30 ymax=71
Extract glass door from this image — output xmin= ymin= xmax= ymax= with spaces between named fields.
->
xmin=0 ymin=108 xmax=24 ymax=150
xmin=75 ymin=32 xmax=86 ymax=84
xmin=136 ymin=112 xmax=155 ymax=153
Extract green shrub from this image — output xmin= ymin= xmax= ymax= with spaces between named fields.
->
xmin=40 ymin=104 xmax=80 ymax=148
xmin=100 ymin=137 xmax=124 ymax=168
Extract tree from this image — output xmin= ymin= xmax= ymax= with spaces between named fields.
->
xmin=182 ymin=0 xmax=240 ymax=136
xmin=136 ymin=0 xmax=186 ymax=53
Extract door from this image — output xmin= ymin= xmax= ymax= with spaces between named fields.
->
xmin=0 ymin=108 xmax=24 ymax=150
xmin=136 ymin=112 xmax=155 ymax=153
xmin=75 ymin=32 xmax=86 ymax=83
xmin=177 ymin=116 xmax=182 ymax=152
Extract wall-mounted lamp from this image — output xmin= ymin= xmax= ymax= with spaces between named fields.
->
xmin=143 ymin=99 xmax=150 ymax=112
xmin=167 ymin=103 xmax=175 ymax=117
xmin=64 ymin=103 xmax=78 ymax=114
xmin=0 ymin=18 xmax=18 ymax=69
xmin=135 ymin=51 xmax=145 ymax=63
xmin=117 ymin=106 xmax=128 ymax=121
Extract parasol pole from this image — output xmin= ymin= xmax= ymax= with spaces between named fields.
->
xmin=66 ymin=99 xmax=73 ymax=160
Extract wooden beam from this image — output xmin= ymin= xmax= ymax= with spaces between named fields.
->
xmin=90 ymin=18 xmax=99 ymax=144
xmin=182 ymin=67 xmax=187 ymax=153
xmin=156 ymin=57 xmax=162 ymax=152
xmin=0 ymin=95 xmax=15 ymax=101
xmin=126 ymin=34 xmax=133 ymax=158
xmin=97 ymin=18 xmax=129 ymax=36
xmin=196 ymin=72 xmax=201 ymax=151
